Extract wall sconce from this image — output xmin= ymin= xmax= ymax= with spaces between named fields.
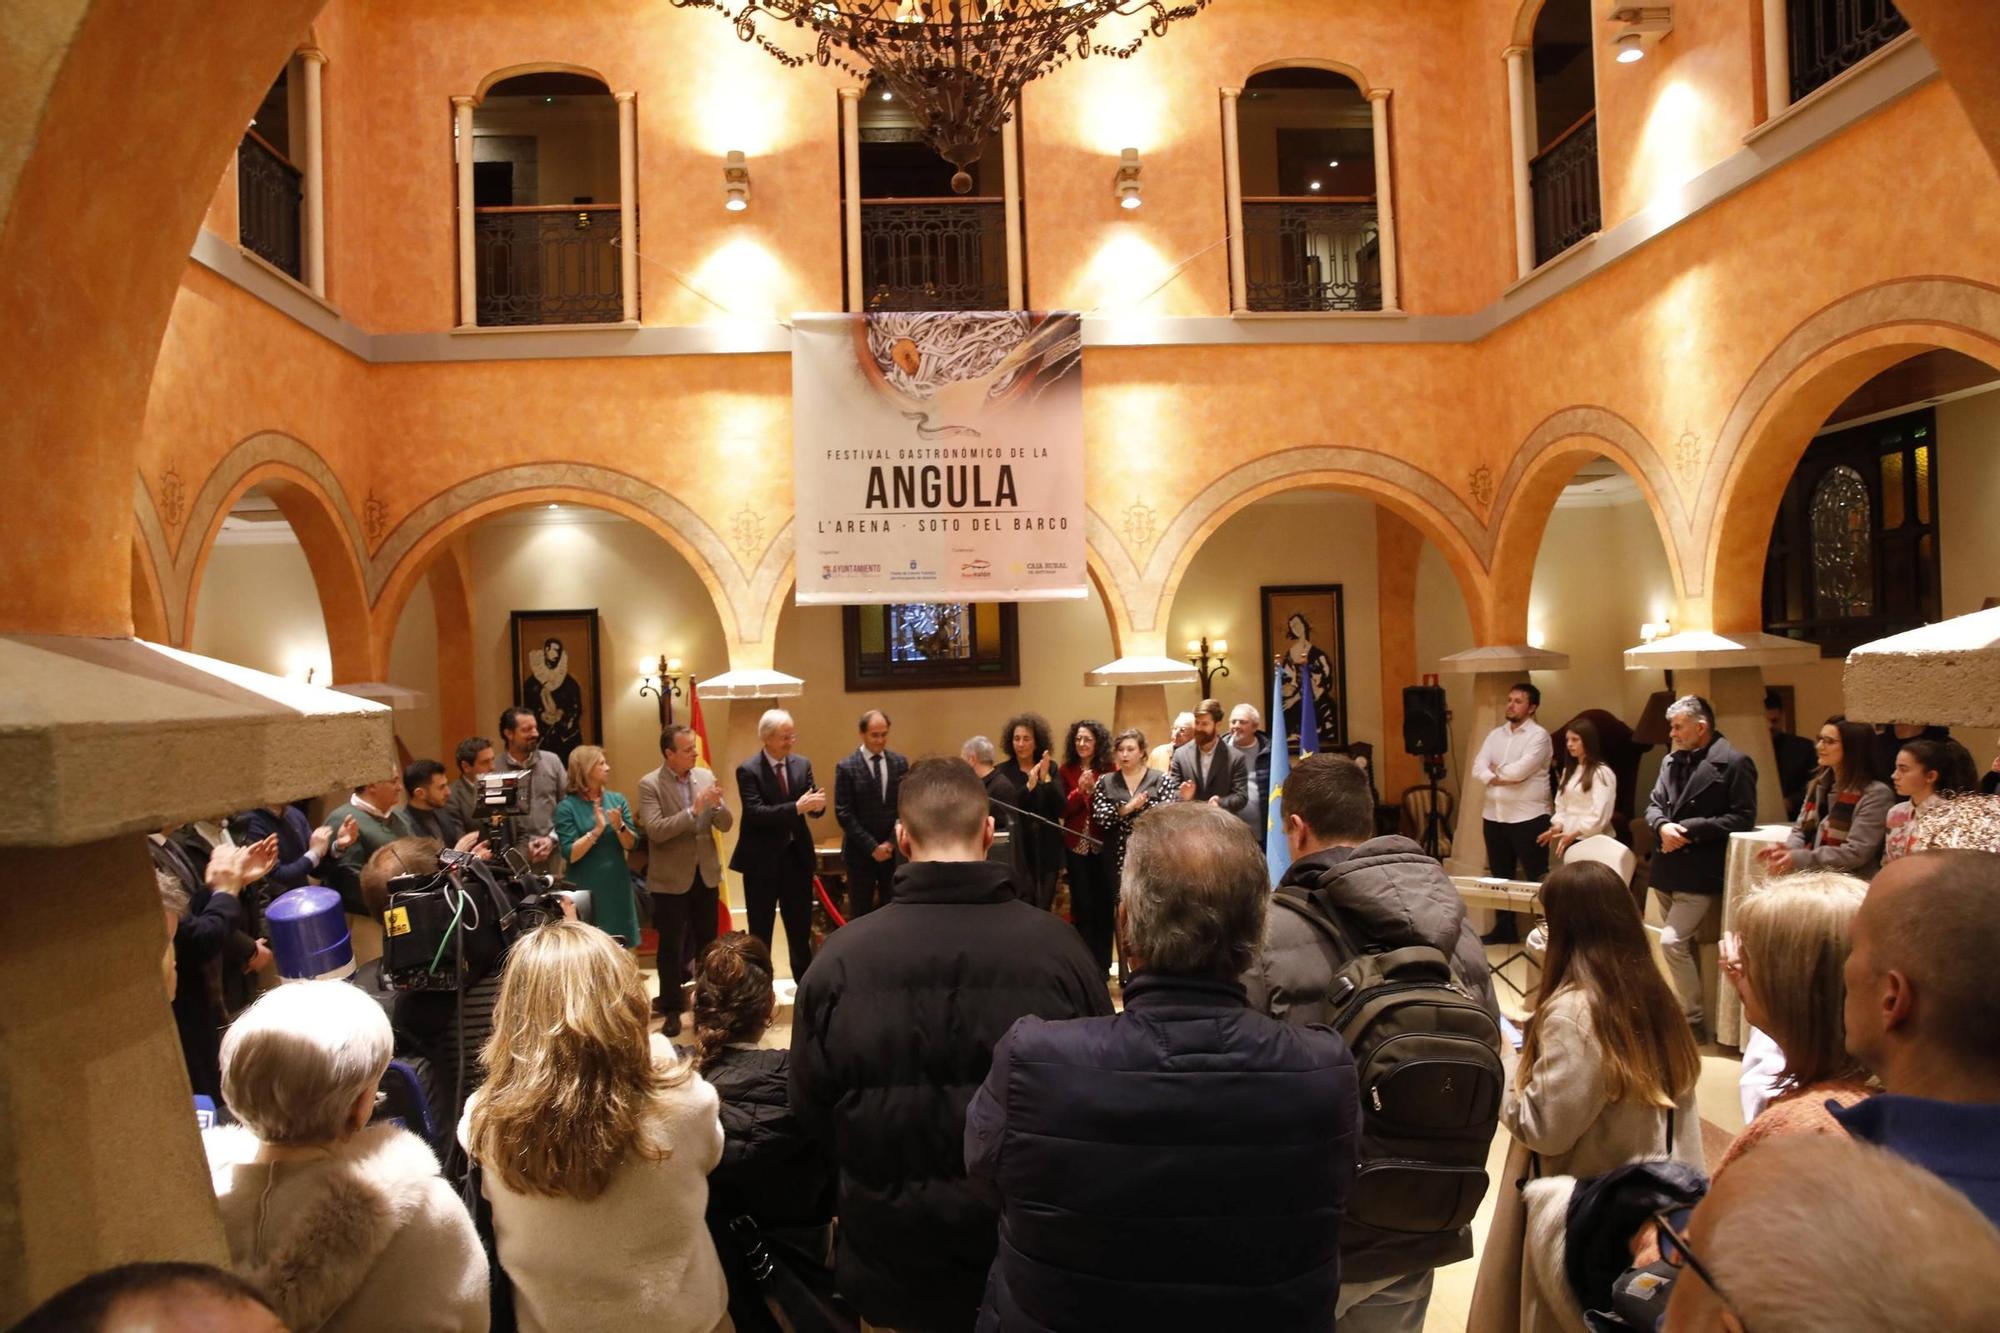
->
xmin=1610 ymin=5 xmax=1673 ymax=62
xmin=723 ymin=150 xmax=750 ymax=211
xmin=1639 ymin=619 xmax=1674 ymax=644
xmin=1114 ymin=148 xmax=1142 ymax=210
xmin=1186 ymin=635 xmax=1229 ymax=696
xmin=639 ymin=655 xmax=685 ymax=726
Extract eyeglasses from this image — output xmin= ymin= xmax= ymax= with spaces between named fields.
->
xmin=1814 ymin=735 xmax=1840 ymax=747
xmin=1652 ymin=1208 xmax=1748 ymax=1327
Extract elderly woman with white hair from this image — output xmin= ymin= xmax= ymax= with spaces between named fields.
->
xmin=204 ymin=980 xmax=489 ymax=1333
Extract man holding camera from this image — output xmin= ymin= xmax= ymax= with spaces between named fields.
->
xmin=639 ymin=724 xmax=734 ymax=1031
xmin=494 ymin=706 xmax=565 ymax=869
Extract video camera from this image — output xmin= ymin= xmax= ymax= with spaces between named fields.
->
xmin=380 ymin=847 xmax=586 ymax=992
xmin=474 ymin=769 xmax=529 ymax=858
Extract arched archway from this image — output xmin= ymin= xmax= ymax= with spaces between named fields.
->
xmin=1699 ymin=279 xmax=2000 ymax=631
xmin=130 ymin=539 xmax=169 ymax=644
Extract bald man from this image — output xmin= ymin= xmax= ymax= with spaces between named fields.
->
xmin=1662 ymin=1136 xmax=2000 ymax=1331
xmin=1835 ymin=848 xmax=2000 ymax=1223
xmin=12 ymin=1262 xmax=286 ymax=1333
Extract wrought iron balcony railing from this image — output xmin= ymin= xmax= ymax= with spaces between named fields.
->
xmin=1240 ymin=199 xmax=1383 ymax=313
xmin=473 ymin=205 xmax=624 ymax=327
xmin=859 ymin=199 xmax=1009 ymax=311
xmin=1530 ymin=110 xmax=1602 ymax=268
xmin=237 ymin=130 xmax=303 ymax=281
xmin=1788 ymin=0 xmax=1908 ymax=103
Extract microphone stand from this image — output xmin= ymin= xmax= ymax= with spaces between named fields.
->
xmin=986 ymin=792 xmax=1104 ymax=851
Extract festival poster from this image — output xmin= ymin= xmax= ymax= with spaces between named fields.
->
xmin=791 ymin=310 xmax=1086 ymax=605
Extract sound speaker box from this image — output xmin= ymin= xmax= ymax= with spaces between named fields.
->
xmin=1402 ymin=685 xmax=1449 ymax=756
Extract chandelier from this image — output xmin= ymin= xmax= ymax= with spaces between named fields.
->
xmin=667 ymin=0 xmax=1212 ymax=192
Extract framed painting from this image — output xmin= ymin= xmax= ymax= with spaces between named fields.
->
xmin=1261 ymin=584 xmax=1347 ymax=755
xmin=510 ymin=608 xmax=602 ymax=766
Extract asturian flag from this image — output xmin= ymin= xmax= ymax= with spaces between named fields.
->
xmin=1265 ymin=662 xmax=1320 ymax=884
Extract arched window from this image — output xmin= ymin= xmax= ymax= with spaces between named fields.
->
xmin=1765 ymin=0 xmax=1909 ymax=115
xmin=1508 ymin=0 xmax=1601 ymax=273
xmin=842 ymin=78 xmax=1016 ymax=311
xmin=456 ymin=70 xmax=633 ymax=327
xmin=238 ymin=47 xmax=326 ymax=295
xmin=1226 ymin=67 xmax=1391 ymax=312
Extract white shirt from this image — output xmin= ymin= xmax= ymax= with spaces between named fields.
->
xmin=857 ymin=745 xmax=889 ymax=799
xmin=1550 ymin=763 xmax=1615 ymax=840
xmin=1472 ymin=718 xmax=1554 ymax=823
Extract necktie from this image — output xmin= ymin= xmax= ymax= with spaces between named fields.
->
xmin=871 ymin=752 xmax=885 ymax=800
xmin=776 ymin=759 xmax=790 ymax=797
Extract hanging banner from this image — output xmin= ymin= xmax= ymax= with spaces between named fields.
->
xmin=792 ymin=310 xmax=1086 ymax=605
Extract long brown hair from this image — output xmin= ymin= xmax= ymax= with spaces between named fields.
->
xmin=1557 ymin=718 xmax=1606 ymax=793
xmin=693 ymin=932 xmax=775 ymax=1069
xmin=1522 ymin=861 xmax=1700 ymax=1108
xmin=469 ymin=920 xmax=689 ymax=1200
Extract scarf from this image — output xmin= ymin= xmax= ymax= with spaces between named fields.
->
xmin=1796 ymin=771 xmax=1863 ymax=848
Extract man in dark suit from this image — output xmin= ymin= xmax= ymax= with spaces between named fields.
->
xmin=729 ymin=708 xmax=826 ymax=981
xmin=834 ymin=708 xmax=909 ymax=918
xmin=1169 ymin=698 xmax=1249 ymax=814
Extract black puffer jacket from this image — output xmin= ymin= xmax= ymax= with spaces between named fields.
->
xmin=789 ymin=860 xmax=1112 ymax=1333
xmin=1244 ymin=837 xmax=1498 ymax=1284
xmin=966 ymin=973 xmax=1358 ymax=1332
xmin=701 ymin=1045 xmax=834 ymax=1231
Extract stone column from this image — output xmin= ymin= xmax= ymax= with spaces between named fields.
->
xmin=1220 ymin=87 xmax=1247 ymax=312
xmin=839 ymin=88 xmax=863 ymax=312
xmin=1504 ymin=46 xmax=1536 ymax=279
xmin=298 ymin=47 xmax=327 ymax=298
xmin=1366 ymin=88 xmax=1399 ymax=312
xmin=616 ymin=92 xmax=638 ymax=322
xmin=1086 ymin=653 xmax=1195 ymax=763
xmin=1762 ymin=0 xmax=1792 ymax=120
xmin=1002 ymin=104 xmax=1025 ymax=311
xmin=1436 ymin=646 xmax=1572 ymax=887
xmin=453 ymin=96 xmax=477 ymax=327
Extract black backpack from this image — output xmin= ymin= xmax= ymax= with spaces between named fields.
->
xmin=1272 ymin=886 xmax=1504 ymax=1238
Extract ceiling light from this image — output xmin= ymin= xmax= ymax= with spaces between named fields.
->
xmin=1308 ymin=180 xmax=1322 ymax=191
xmin=1327 ymin=159 xmax=1338 ymax=168
xmin=1616 ymin=32 xmax=1645 ymax=61
xmin=547 ymin=503 xmax=559 ymax=510
xmin=880 ymin=89 xmax=893 ymax=101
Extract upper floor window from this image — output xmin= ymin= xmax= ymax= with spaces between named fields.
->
xmin=1763 ymin=406 xmax=1940 ymax=655
xmin=1235 ymin=67 xmax=1382 ymax=312
xmin=470 ymin=72 xmax=624 ymax=326
xmin=240 ymin=66 xmax=305 ymax=281
xmin=1787 ymin=0 xmax=1908 ymax=104
xmin=1528 ymin=0 xmax=1600 ymax=267
xmin=853 ymin=79 xmax=1010 ymax=312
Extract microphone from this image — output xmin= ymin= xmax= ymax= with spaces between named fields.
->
xmin=985 ymin=793 xmax=1104 ymax=850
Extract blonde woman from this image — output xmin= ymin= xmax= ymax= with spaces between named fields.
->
xmin=463 ymin=921 xmax=730 ymax=1333
xmin=553 ymin=745 xmax=642 ymax=950
xmin=1713 ymin=871 xmax=1875 ymax=1176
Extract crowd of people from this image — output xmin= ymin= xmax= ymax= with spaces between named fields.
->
xmin=59 ymin=683 xmax=2000 ymax=1332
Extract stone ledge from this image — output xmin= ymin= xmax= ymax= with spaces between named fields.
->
xmin=696 ymin=667 xmax=805 ymax=700
xmin=0 ymin=637 xmax=393 ymax=848
xmin=1621 ymin=630 xmax=1820 ymax=671
xmin=1436 ymin=644 xmax=1572 ymax=675
xmin=1843 ymin=607 xmax=2000 ymax=727
xmin=1083 ymin=655 xmax=1199 ymax=688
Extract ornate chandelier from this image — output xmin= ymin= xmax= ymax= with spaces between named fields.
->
xmin=668 ymin=0 xmax=1211 ymax=192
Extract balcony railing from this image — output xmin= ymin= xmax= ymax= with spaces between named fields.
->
xmin=1241 ymin=198 xmax=1382 ymax=312
xmin=1789 ymin=0 xmax=1908 ymax=103
xmin=473 ymin=204 xmax=623 ymax=327
xmin=859 ymin=199 xmax=1008 ymax=311
xmin=1530 ymin=110 xmax=1602 ymax=268
xmin=237 ymin=130 xmax=303 ymax=281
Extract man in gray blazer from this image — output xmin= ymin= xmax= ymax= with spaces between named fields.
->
xmin=638 ymin=723 xmax=735 ymax=1032
xmin=1168 ymin=698 xmax=1249 ymax=814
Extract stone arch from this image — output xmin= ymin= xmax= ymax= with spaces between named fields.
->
xmin=131 ymin=539 xmax=170 ymax=644
xmin=1485 ymin=406 xmax=1691 ymax=638
xmin=1092 ymin=448 xmax=1494 ymax=650
xmin=178 ymin=454 xmax=375 ymax=683
xmin=368 ymin=465 xmax=784 ymax=664
xmin=473 ymin=62 xmax=613 ymax=101
xmin=1699 ymin=277 xmax=2000 ymax=630
xmin=1509 ymin=0 xmax=1551 ymax=46
xmin=1245 ymin=57 xmax=1377 ymax=93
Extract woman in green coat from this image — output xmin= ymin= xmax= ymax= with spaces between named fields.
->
xmin=553 ymin=745 xmax=643 ymax=951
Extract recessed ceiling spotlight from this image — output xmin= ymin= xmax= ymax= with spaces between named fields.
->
xmin=1327 ymin=159 xmax=1339 ymax=168
xmin=1616 ymin=32 xmax=1646 ymax=62
xmin=881 ymin=89 xmax=893 ymax=101
xmin=1308 ymin=180 xmax=1322 ymax=191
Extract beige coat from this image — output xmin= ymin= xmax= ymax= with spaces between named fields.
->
xmin=1469 ymin=987 xmax=1702 ymax=1333
xmin=638 ymin=761 xmax=734 ymax=895
xmin=206 ymin=1122 xmax=488 ymax=1333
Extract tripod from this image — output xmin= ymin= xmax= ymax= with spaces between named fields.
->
xmin=1419 ymin=754 xmax=1449 ymax=860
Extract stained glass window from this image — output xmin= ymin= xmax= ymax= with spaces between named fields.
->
xmin=843 ymin=602 xmax=1018 ymax=690
xmin=1879 ymin=452 xmax=1904 ymax=529
xmin=1810 ymin=465 xmax=1874 ymax=618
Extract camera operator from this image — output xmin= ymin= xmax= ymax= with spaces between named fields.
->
xmin=494 ymin=707 xmax=565 ymax=871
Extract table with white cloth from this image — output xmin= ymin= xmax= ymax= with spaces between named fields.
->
xmin=1715 ymin=824 xmax=1792 ymax=1048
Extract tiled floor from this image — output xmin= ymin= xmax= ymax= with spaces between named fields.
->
xmin=641 ymin=928 xmax=1746 ymax=1332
